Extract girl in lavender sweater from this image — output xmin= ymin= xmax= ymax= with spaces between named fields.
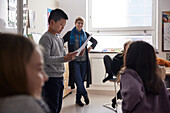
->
xmin=120 ymin=41 xmax=170 ymax=113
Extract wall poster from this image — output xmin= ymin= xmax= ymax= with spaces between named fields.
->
xmin=8 ymin=0 xmax=17 ymax=28
xmin=162 ymin=11 xmax=170 ymax=51
xmin=47 ymin=8 xmax=52 ymax=28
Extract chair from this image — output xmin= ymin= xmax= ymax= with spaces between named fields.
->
xmin=102 ymin=55 xmax=118 ymax=112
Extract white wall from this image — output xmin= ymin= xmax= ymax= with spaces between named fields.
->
xmin=28 ymin=0 xmax=86 ymax=35
xmin=0 ymin=0 xmax=8 ymax=26
xmin=157 ymin=0 xmax=170 ymax=59
xmin=56 ymin=0 xmax=86 ymax=37
xmin=28 ymin=0 xmax=58 ymax=34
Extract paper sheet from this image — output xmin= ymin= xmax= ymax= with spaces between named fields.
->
xmin=74 ymin=34 xmax=92 ymax=56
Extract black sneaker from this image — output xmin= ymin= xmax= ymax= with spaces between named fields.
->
xmin=76 ymin=101 xmax=84 ymax=107
xmin=111 ymin=97 xmax=116 ymax=108
xmin=84 ymin=96 xmax=89 ymax=105
xmin=102 ymin=73 xmax=114 ymax=83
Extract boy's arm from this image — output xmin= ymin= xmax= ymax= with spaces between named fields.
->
xmin=39 ymin=36 xmax=76 ymax=64
xmin=64 ymin=52 xmax=77 ymax=62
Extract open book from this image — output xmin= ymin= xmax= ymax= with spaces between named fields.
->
xmin=73 ymin=34 xmax=92 ymax=56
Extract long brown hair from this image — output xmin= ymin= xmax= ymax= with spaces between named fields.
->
xmin=124 ymin=41 xmax=163 ymax=95
xmin=0 ymin=34 xmax=35 ymax=97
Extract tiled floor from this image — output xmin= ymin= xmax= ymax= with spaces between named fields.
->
xmin=61 ymin=85 xmax=122 ymax=113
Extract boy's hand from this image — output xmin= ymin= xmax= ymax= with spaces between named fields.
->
xmin=64 ymin=52 xmax=78 ymax=62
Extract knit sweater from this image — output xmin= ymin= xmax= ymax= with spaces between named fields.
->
xmin=0 ymin=95 xmax=50 ymax=113
xmin=39 ymin=31 xmax=65 ymax=78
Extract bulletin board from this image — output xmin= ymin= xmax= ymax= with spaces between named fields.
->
xmin=162 ymin=11 xmax=170 ymax=52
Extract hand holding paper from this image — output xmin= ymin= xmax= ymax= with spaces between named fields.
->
xmin=74 ymin=34 xmax=92 ymax=56
xmin=64 ymin=52 xmax=78 ymax=62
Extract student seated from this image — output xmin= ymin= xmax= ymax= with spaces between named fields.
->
xmin=103 ymin=41 xmax=131 ymax=83
xmin=0 ymin=34 xmax=50 ymax=113
xmin=120 ymin=41 xmax=170 ymax=113
xmin=102 ymin=41 xmax=131 ymax=108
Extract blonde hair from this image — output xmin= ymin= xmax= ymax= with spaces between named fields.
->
xmin=75 ymin=17 xmax=85 ymax=23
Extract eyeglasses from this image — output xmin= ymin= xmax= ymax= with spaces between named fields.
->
xmin=77 ymin=22 xmax=83 ymax=25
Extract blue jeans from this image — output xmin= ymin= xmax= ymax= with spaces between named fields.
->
xmin=74 ymin=61 xmax=87 ymax=101
xmin=42 ymin=77 xmax=64 ymax=113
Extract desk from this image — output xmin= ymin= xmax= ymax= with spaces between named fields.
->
xmin=165 ymin=67 xmax=170 ymax=88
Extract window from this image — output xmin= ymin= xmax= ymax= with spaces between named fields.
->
xmin=88 ymin=0 xmax=155 ymax=31
xmin=87 ymin=0 xmax=157 ymax=51
xmin=89 ymin=34 xmax=153 ymax=52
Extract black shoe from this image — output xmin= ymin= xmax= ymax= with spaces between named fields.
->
xmin=102 ymin=73 xmax=113 ymax=83
xmin=76 ymin=100 xmax=84 ymax=107
xmin=84 ymin=96 xmax=89 ymax=105
xmin=102 ymin=77 xmax=109 ymax=83
xmin=111 ymin=97 xmax=116 ymax=108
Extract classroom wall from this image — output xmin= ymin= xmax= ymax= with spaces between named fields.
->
xmin=56 ymin=0 xmax=86 ymax=37
xmin=28 ymin=0 xmax=86 ymax=35
xmin=1 ymin=0 xmax=169 ymax=58
xmin=28 ymin=0 xmax=58 ymax=34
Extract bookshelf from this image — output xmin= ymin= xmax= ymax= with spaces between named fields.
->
xmin=63 ymin=63 xmax=71 ymax=98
